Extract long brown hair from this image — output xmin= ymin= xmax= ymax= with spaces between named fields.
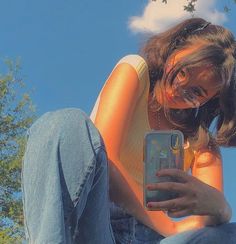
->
xmin=141 ymin=18 xmax=236 ymax=149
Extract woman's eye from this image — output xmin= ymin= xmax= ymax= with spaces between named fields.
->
xmin=177 ymin=69 xmax=186 ymax=81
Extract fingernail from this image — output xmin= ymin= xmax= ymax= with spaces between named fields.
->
xmin=147 ymin=203 xmax=153 ymax=208
xmin=146 ymin=185 xmax=152 ymax=190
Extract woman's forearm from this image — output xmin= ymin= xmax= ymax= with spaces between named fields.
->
xmin=108 ymin=158 xmax=233 ymax=236
xmin=108 ymin=159 xmax=177 ymax=237
xmin=174 ymin=198 xmax=232 ymax=233
xmin=203 ymin=198 xmax=232 ymax=226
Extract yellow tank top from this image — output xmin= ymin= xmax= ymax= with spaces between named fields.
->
xmin=90 ymin=55 xmax=195 ymax=186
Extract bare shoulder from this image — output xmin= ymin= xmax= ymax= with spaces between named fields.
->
xmin=90 ymin=54 xmax=149 ymax=122
xmin=194 ymin=136 xmax=222 ymax=168
xmin=90 ymin=54 xmax=150 ymax=158
xmin=192 ymin=135 xmax=223 ymax=191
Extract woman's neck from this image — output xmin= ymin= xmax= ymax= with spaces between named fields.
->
xmin=147 ymin=104 xmax=174 ymax=130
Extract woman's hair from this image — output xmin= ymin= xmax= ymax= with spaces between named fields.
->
xmin=140 ymin=17 xmax=236 ymax=150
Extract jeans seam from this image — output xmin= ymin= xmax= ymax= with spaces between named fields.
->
xmin=66 ymin=157 xmax=97 ymax=223
xmin=85 ymin=121 xmax=105 ymax=155
xmin=66 ymin=145 xmax=106 ymax=226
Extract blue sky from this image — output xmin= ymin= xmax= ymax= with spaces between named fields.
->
xmin=1 ymin=0 xmax=236 ymax=224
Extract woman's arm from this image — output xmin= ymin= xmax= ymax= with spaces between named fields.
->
xmin=173 ymin=148 xmax=232 ymax=233
xmin=92 ymin=55 xmax=146 ymax=157
xmin=145 ymin=147 xmax=232 ymax=234
xmin=190 ymin=149 xmax=232 ymax=225
xmin=92 ymin=55 xmax=177 ymax=236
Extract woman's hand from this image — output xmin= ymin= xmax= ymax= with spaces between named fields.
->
xmin=146 ymin=168 xmax=229 ymax=222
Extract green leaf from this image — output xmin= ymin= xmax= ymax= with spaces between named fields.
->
xmin=0 ymin=57 xmax=36 ymax=242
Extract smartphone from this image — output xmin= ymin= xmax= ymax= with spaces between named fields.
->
xmin=143 ymin=130 xmax=184 ymax=210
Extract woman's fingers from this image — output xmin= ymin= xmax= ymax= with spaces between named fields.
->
xmin=146 ymin=169 xmax=226 ymax=219
xmin=167 ymin=208 xmax=192 ymax=218
xmin=147 ymin=197 xmax=187 ymax=210
xmin=156 ymin=168 xmax=191 ymax=183
xmin=146 ymin=181 xmax=188 ymax=194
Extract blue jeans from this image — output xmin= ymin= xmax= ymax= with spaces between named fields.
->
xmin=21 ymin=108 xmax=236 ymax=243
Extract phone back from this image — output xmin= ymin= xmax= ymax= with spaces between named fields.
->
xmin=143 ymin=130 xmax=184 ymax=209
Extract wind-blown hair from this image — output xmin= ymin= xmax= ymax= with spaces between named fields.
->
xmin=140 ymin=18 xmax=236 ymax=150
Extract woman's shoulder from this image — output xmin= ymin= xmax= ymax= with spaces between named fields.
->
xmin=117 ymin=54 xmax=148 ymax=71
xmin=190 ymin=132 xmax=221 ymax=168
xmin=90 ymin=54 xmax=150 ymax=122
xmin=116 ymin=54 xmax=149 ymax=85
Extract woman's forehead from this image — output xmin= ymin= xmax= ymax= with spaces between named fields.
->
xmin=170 ymin=41 xmax=217 ymax=66
xmin=171 ymin=43 xmax=205 ymax=62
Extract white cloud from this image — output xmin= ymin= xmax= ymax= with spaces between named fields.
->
xmin=128 ymin=0 xmax=228 ymax=34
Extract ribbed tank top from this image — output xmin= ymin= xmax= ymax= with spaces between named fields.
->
xmin=90 ymin=55 xmax=195 ymax=187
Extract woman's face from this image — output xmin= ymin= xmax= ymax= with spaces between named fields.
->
xmin=155 ymin=45 xmax=222 ymax=109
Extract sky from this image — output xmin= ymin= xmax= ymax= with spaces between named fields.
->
xmin=1 ymin=0 xmax=236 ymax=225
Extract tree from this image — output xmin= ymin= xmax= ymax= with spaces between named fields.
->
xmin=152 ymin=0 xmax=236 ymax=13
xmin=0 ymin=58 xmax=36 ymax=243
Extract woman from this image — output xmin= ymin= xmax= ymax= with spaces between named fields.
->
xmin=22 ymin=18 xmax=236 ymax=243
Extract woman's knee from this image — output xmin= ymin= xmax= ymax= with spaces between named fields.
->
xmin=28 ymin=108 xmax=103 ymax=149
xmin=28 ymin=108 xmax=89 ymax=136
xmin=24 ymin=107 xmax=106 ymax=178
xmin=23 ymin=108 xmax=107 ymax=203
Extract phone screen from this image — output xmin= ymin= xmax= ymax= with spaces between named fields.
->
xmin=143 ymin=130 xmax=184 ymax=209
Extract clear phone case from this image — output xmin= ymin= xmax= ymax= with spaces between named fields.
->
xmin=143 ymin=130 xmax=184 ymax=210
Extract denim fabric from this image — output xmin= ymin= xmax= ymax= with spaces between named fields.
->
xmin=22 ymin=108 xmax=115 ymax=243
xmin=22 ymin=108 xmax=236 ymax=244
xmin=160 ymin=222 xmax=236 ymax=244
xmin=110 ymin=202 xmax=164 ymax=244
